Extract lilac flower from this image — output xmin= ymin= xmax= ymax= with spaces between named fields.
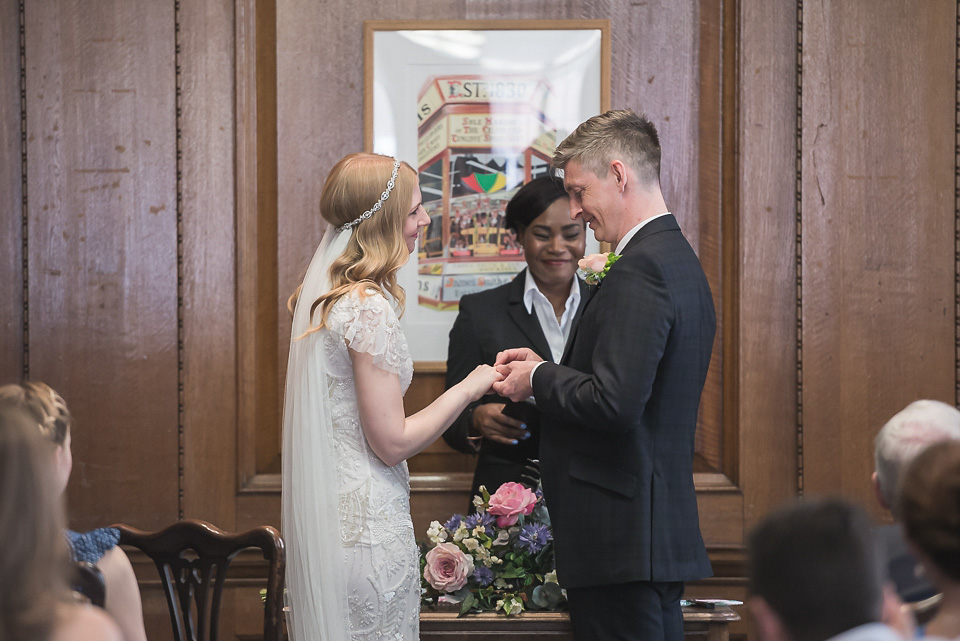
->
xmin=444 ymin=514 xmax=464 ymax=532
xmin=515 ymin=523 xmax=552 ymax=555
xmin=464 ymin=512 xmax=496 ymax=536
xmin=473 ymin=565 xmax=495 ymax=587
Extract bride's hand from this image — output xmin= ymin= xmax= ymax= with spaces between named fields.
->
xmin=462 ymin=365 xmax=503 ymax=401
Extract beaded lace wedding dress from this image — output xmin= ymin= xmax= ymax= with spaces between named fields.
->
xmin=283 ymin=227 xmax=420 ymax=641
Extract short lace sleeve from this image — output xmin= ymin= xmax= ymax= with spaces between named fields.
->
xmin=327 ymin=288 xmax=413 ymax=387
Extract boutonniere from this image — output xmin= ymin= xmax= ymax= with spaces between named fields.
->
xmin=577 ymin=252 xmax=621 ymax=285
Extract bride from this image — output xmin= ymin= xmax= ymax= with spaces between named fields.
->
xmin=282 ymin=152 xmax=501 ymax=641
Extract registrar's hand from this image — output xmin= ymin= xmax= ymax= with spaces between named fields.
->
xmin=495 ymin=347 xmax=543 ymax=367
xmin=472 ymin=403 xmax=529 ymax=446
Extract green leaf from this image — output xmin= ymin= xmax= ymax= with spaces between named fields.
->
xmin=458 ymin=593 xmax=477 ymax=616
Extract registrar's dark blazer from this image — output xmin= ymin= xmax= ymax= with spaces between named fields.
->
xmin=444 ymin=269 xmax=591 ymax=498
xmin=532 ymin=214 xmax=715 ymax=589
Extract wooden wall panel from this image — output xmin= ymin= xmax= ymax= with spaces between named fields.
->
xmin=800 ymin=1 xmax=957 ymax=516
xmin=736 ymin=0 xmax=799 ymax=528
xmin=179 ymin=0 xmax=238 ymax=525
xmin=0 ymin=0 xmax=23 ymax=384
xmin=22 ymin=0 xmax=179 ymax=530
xmin=275 ymin=0 xmax=467 ymax=388
xmin=4 ymin=1 xmax=959 ymax=640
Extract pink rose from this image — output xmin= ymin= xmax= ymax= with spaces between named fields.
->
xmin=423 ymin=542 xmax=474 ymax=592
xmin=487 ymin=482 xmax=538 ymax=527
xmin=578 ymin=253 xmax=608 ymax=273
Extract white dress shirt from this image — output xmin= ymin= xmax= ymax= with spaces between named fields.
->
xmin=522 ymin=268 xmax=581 ymax=364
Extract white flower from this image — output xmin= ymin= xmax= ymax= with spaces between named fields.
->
xmin=489 ymin=555 xmax=502 ymax=565
xmin=502 ymin=596 xmax=524 ymax=615
xmin=453 ymin=524 xmax=469 ymax=542
xmin=427 ymin=521 xmax=447 ymax=544
xmin=544 ymin=570 xmax=558 ymax=584
xmin=472 ymin=526 xmax=486 ymax=538
xmin=463 ymin=538 xmax=480 ymax=552
xmin=472 ymin=494 xmax=486 ymax=513
xmin=493 ymin=530 xmax=510 ymax=545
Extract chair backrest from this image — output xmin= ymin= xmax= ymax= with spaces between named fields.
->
xmin=72 ymin=561 xmax=106 ymax=607
xmin=113 ymin=519 xmax=285 ymax=641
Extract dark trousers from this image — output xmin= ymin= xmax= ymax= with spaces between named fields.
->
xmin=566 ymin=580 xmax=685 ymax=641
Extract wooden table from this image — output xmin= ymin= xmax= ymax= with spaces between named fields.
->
xmin=421 ymin=605 xmax=741 ymax=641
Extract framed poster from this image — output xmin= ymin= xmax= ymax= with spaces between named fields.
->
xmin=364 ymin=20 xmax=611 ymax=368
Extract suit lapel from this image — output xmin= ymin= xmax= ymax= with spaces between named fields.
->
xmin=507 ymin=269 xmax=554 ymax=362
xmin=560 ymin=278 xmax=592 ymax=366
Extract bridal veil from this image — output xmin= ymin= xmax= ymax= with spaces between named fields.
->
xmin=282 ymin=226 xmax=352 ymax=641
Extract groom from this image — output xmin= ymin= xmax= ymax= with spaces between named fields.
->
xmin=493 ymin=109 xmax=715 ymax=641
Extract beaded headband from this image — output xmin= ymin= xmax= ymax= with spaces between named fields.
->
xmin=336 ymin=159 xmax=401 ymax=232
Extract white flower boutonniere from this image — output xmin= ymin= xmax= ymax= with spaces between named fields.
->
xmin=577 ymin=252 xmax=621 ymax=285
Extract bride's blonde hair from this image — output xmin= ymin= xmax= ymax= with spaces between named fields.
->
xmin=290 ymin=152 xmax=417 ymax=332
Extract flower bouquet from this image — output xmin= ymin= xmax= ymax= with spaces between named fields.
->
xmin=420 ymin=482 xmax=566 ymax=616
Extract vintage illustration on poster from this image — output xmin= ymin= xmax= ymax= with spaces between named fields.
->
xmin=365 ymin=21 xmax=610 ymax=366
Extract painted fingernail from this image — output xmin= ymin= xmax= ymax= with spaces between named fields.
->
xmin=511 ymin=439 xmax=519 ymax=445
xmin=520 ymin=423 xmax=527 ymax=430
xmin=521 ymin=432 xmax=531 ymax=440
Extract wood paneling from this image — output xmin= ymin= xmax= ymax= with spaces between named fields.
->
xmin=5 ymin=1 xmax=960 ymax=640
xmin=22 ymin=0 xmax=179 ymax=530
xmin=0 ymin=0 xmax=23 ymax=384
xmin=737 ymin=0 xmax=800 ymax=529
xmin=179 ymin=0 xmax=238 ymax=524
xmin=799 ymin=0 xmax=957 ymax=516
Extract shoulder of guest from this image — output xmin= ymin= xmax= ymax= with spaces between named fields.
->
xmin=51 ymin=602 xmax=124 ymax=641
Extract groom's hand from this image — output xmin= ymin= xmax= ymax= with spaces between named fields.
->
xmin=495 ymin=347 xmax=543 ymax=366
xmin=493 ymin=360 xmax=538 ymax=401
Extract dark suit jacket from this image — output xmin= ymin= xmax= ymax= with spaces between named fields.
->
xmin=874 ymin=524 xmax=938 ymax=602
xmin=444 ymin=269 xmax=591 ymax=495
xmin=533 ymin=214 xmax=715 ymax=589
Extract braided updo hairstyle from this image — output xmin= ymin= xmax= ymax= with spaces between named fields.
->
xmin=0 ymin=382 xmax=72 ymax=446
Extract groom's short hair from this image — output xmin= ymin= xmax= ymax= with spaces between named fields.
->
xmin=747 ymin=497 xmax=884 ymax=641
xmin=552 ymin=109 xmax=661 ymax=186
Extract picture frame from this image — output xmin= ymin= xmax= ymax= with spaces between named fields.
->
xmin=364 ymin=20 xmax=611 ymax=369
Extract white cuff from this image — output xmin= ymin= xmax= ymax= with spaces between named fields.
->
xmin=529 ymin=361 xmax=547 ymax=397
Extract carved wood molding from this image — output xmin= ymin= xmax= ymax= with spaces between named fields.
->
xmin=956 ymin=0 xmax=960 ymax=409
xmin=794 ymin=0 xmax=804 ymax=497
xmin=18 ymin=0 xmax=29 ymax=380
xmin=175 ymin=0 xmax=185 ymax=520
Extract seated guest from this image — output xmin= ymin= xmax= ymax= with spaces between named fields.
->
xmin=873 ymin=400 xmax=960 ymax=602
xmin=0 ymin=383 xmax=147 ymax=641
xmin=0 ymin=405 xmax=122 ymax=641
xmin=898 ymin=440 xmax=960 ymax=639
xmin=443 ymin=176 xmax=589 ymax=503
xmin=747 ymin=497 xmax=910 ymax=641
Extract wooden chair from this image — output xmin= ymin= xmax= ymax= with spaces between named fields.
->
xmin=113 ymin=519 xmax=285 ymax=641
xmin=72 ymin=561 xmax=106 ymax=607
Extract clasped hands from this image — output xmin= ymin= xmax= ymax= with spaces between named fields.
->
xmin=491 ymin=347 xmax=543 ymax=402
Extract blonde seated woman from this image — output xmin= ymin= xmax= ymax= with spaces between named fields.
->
xmin=0 ymin=404 xmax=122 ymax=641
xmin=0 ymin=382 xmax=147 ymax=641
